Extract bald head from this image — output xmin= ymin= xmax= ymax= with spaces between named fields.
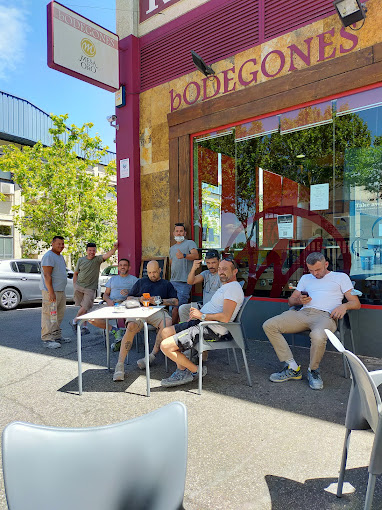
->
xmin=147 ymin=260 xmax=161 ymax=282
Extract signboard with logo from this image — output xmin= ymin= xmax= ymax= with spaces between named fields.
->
xmin=47 ymin=1 xmax=119 ymax=92
xmin=140 ymin=0 xmax=182 ymax=23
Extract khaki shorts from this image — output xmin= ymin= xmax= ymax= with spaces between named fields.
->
xmin=127 ymin=309 xmax=171 ymax=331
xmin=74 ymin=284 xmax=96 ymax=311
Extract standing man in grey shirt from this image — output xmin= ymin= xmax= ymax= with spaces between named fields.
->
xmin=40 ymin=236 xmax=69 ymax=349
xmin=70 ymin=241 xmax=118 ymax=334
xmin=169 ymin=222 xmax=199 ymax=324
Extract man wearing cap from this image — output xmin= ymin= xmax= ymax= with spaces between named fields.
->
xmin=179 ymin=249 xmax=221 ymax=322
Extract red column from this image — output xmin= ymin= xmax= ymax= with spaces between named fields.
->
xmin=116 ymin=35 xmax=141 ymax=276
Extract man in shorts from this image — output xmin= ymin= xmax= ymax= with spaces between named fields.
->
xmin=70 ymin=241 xmax=118 ymax=334
xmin=88 ymin=258 xmax=138 ymax=342
xmin=113 ymin=260 xmax=178 ymax=382
xmin=160 ymin=258 xmax=244 ymax=387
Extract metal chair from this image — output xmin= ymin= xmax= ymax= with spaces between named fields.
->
xmin=325 ymin=329 xmax=382 ymax=510
xmin=2 ymin=402 xmax=188 ymax=510
xmin=195 ymin=296 xmax=253 ymax=395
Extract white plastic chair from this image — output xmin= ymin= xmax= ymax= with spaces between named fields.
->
xmin=325 ymin=329 xmax=382 ymax=510
xmin=2 ymin=402 xmax=187 ymax=510
xmin=195 ymin=296 xmax=253 ymax=395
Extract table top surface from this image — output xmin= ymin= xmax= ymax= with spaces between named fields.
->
xmin=78 ymin=305 xmax=164 ymax=321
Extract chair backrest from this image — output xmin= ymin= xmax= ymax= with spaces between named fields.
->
xmin=326 ymin=329 xmax=381 ymax=432
xmin=2 ymin=402 xmax=187 ymax=510
xmin=235 ymin=295 xmax=251 ymax=323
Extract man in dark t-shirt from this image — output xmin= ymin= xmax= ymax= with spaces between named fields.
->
xmin=113 ymin=260 xmax=178 ymax=382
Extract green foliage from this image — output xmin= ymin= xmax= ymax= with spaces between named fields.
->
xmin=0 ymin=114 xmax=116 ymax=265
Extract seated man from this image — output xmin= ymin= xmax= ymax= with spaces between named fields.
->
xmin=113 ymin=260 xmax=178 ymax=382
xmin=159 ymin=258 xmax=244 ymax=387
xmin=262 ymin=252 xmax=361 ymax=390
xmin=178 ymin=249 xmax=221 ymax=322
xmin=88 ymin=258 xmax=138 ymax=342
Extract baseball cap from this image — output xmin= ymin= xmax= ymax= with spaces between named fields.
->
xmin=205 ymin=249 xmax=220 ymax=259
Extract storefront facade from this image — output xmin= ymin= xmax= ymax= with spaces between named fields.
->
xmin=116 ymin=0 xmax=382 ymax=355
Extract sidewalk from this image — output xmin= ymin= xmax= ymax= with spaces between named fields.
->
xmin=0 ymin=305 xmax=381 ymax=509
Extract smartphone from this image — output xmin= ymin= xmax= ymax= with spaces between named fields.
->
xmin=301 ymin=291 xmax=309 ymax=297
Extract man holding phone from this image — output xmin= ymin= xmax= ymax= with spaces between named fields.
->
xmin=262 ymin=252 xmax=360 ymax=390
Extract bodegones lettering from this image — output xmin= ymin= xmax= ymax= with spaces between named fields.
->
xmin=170 ymin=27 xmax=358 ymax=112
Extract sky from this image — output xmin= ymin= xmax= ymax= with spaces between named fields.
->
xmin=0 ymin=0 xmax=118 ymax=151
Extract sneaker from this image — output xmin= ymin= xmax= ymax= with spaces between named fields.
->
xmin=111 ymin=329 xmax=124 ymax=341
xmin=269 ymin=365 xmax=302 ymax=383
xmin=111 ymin=340 xmax=122 ymax=352
xmin=81 ymin=327 xmax=90 ymax=335
xmin=42 ymin=340 xmax=61 ymax=349
xmin=113 ymin=362 xmax=125 ymax=382
xmin=161 ymin=368 xmax=194 ymax=387
xmin=56 ymin=337 xmax=71 ymax=344
xmin=191 ymin=365 xmax=207 ymax=381
xmin=69 ymin=321 xmax=77 ymax=334
xmin=307 ymin=368 xmax=324 ymax=390
xmin=137 ymin=353 xmax=156 ymax=370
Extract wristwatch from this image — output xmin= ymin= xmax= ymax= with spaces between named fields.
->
xmin=201 ymin=313 xmax=206 ymax=320
xmin=183 ymin=253 xmax=187 ymax=258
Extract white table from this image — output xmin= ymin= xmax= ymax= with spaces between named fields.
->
xmin=77 ymin=306 xmax=164 ymax=397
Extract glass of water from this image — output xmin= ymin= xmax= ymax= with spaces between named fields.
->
xmin=154 ymin=296 xmax=162 ymax=306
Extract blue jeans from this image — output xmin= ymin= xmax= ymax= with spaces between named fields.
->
xmin=171 ymin=281 xmax=192 ymax=307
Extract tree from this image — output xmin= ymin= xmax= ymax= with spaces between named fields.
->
xmin=0 ymin=114 xmax=117 ymax=266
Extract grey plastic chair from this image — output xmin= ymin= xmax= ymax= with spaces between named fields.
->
xmin=2 ymin=402 xmax=187 ymax=510
xmin=325 ymin=329 xmax=382 ymax=510
xmin=195 ymin=296 xmax=253 ymax=395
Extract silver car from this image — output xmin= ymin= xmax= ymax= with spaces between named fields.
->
xmin=0 ymin=259 xmax=74 ymax=310
xmin=98 ymin=265 xmax=118 ymax=297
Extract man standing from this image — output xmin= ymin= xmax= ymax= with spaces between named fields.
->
xmin=262 ymin=252 xmax=361 ymax=390
xmin=179 ymin=249 xmax=221 ymax=322
xmin=169 ymin=222 xmax=199 ymax=324
xmin=88 ymin=258 xmax=138 ymax=341
xmin=160 ymin=258 xmax=244 ymax=387
xmin=70 ymin=241 xmax=118 ymax=334
xmin=40 ymin=236 xmax=70 ymax=349
xmin=113 ymin=260 xmax=178 ymax=381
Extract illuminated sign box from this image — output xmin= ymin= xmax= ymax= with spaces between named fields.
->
xmin=47 ymin=1 xmax=119 ymax=92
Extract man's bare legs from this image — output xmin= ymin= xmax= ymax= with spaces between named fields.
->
xmin=160 ymin=326 xmax=197 ymax=372
xmin=136 ymin=318 xmax=172 ymax=369
xmin=88 ymin=318 xmax=113 ymax=331
xmin=114 ymin=318 xmax=173 ymax=380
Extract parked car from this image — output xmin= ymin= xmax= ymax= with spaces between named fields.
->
xmin=0 ymin=259 xmax=74 ymax=311
xmin=98 ymin=265 xmax=118 ymax=297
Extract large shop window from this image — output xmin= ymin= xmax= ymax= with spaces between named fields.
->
xmin=193 ymin=86 xmax=382 ymax=304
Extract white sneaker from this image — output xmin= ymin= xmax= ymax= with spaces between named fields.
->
xmin=137 ymin=353 xmax=156 ymax=370
xmin=42 ymin=340 xmax=61 ymax=349
xmin=113 ymin=362 xmax=125 ymax=382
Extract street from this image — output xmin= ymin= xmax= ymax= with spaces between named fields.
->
xmin=0 ymin=304 xmax=381 ymax=510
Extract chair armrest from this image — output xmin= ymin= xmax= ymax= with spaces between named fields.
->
xmin=198 ymin=320 xmax=237 ymax=328
xmin=369 ymin=370 xmax=382 ymax=388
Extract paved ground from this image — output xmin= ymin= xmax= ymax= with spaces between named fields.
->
xmin=1 ymin=304 xmax=381 ymax=509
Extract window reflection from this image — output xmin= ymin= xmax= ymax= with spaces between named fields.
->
xmin=193 ymin=86 xmax=382 ymax=304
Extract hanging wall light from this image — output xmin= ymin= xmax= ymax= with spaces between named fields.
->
xmin=333 ymin=0 xmax=367 ymax=29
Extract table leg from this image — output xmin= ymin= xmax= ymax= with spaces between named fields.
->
xmin=77 ymin=320 xmax=83 ymax=396
xmin=106 ymin=318 xmax=110 ymax=371
xmin=143 ymin=321 xmax=150 ymax=397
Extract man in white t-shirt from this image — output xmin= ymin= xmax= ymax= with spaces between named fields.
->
xmin=159 ymin=258 xmax=244 ymax=388
xmin=263 ymin=252 xmax=361 ymax=390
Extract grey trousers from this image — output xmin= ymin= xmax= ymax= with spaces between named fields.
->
xmin=263 ymin=308 xmax=337 ymax=370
